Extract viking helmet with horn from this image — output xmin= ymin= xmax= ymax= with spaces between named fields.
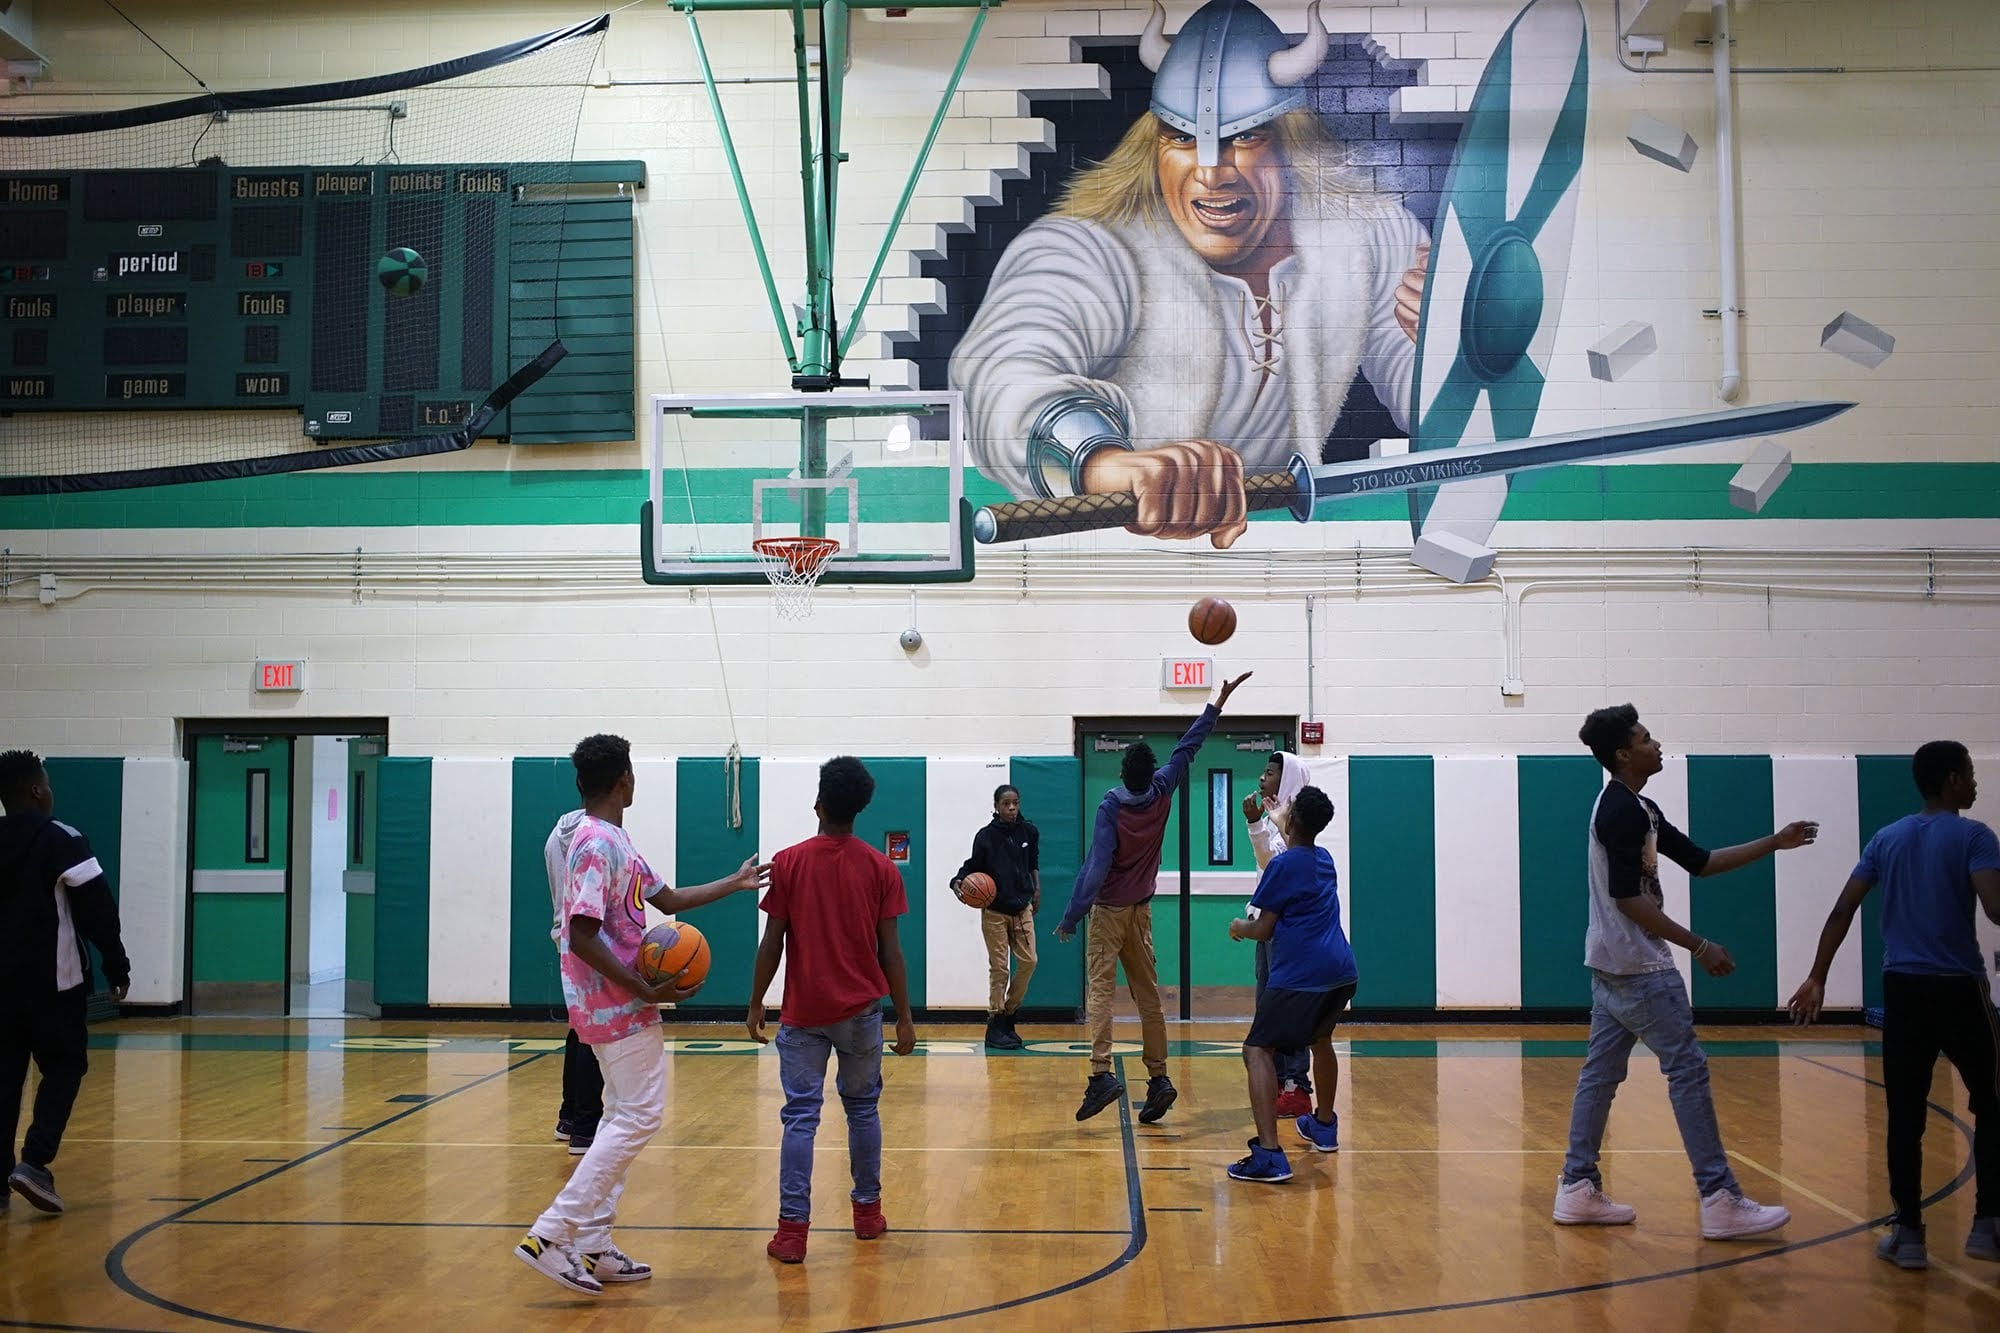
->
xmin=1140 ymin=0 xmax=1330 ymax=167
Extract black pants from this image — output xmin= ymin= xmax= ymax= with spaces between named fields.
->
xmin=1 ymin=986 xmax=90 ymax=1175
xmin=1883 ymin=970 xmax=2000 ymax=1227
xmin=558 ymin=1027 xmax=604 ymax=1132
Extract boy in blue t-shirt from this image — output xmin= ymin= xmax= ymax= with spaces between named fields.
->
xmin=1225 ymin=785 xmax=1357 ymax=1183
xmin=1788 ymin=740 xmax=2000 ymax=1270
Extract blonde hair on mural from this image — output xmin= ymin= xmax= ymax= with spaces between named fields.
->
xmin=1051 ymin=109 xmax=1377 ymax=228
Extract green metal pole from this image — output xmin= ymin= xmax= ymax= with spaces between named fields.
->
xmin=819 ymin=0 xmax=849 ymax=350
xmin=839 ymin=0 xmax=988 ymax=360
xmin=789 ymin=0 xmax=830 ymax=381
xmin=684 ymin=13 xmax=801 ymax=372
xmin=801 ymin=406 xmax=827 ymax=537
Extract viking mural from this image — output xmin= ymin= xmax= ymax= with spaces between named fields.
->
xmin=951 ymin=0 xmax=1430 ymax=550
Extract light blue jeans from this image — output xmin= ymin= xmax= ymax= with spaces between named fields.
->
xmin=1562 ymin=968 xmax=1739 ymax=1198
xmin=776 ymin=1008 xmax=884 ymax=1223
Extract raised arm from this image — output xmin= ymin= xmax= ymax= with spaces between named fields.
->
xmin=1699 ymin=821 xmax=1819 ymax=877
xmin=649 ymin=856 xmax=768 ymax=914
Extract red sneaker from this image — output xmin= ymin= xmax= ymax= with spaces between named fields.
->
xmin=1275 ymin=1086 xmax=1312 ymax=1118
xmin=853 ymin=1200 xmax=887 ymax=1240
xmin=766 ymin=1218 xmax=809 ymax=1264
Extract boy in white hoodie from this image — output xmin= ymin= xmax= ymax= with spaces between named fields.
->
xmin=1243 ymin=752 xmax=1313 ymax=1117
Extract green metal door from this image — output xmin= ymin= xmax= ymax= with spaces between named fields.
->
xmin=189 ymin=733 xmax=293 ymax=1013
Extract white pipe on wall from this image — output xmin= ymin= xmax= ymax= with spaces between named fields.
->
xmin=1713 ymin=0 xmax=1743 ymax=402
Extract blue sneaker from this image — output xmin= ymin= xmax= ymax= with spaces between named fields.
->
xmin=1227 ymin=1138 xmax=1293 ymax=1183
xmin=1294 ymin=1112 xmax=1339 ymax=1153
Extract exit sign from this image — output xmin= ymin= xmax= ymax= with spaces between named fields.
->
xmin=254 ymin=659 xmax=304 ymax=692
xmin=1161 ymin=657 xmax=1212 ymax=690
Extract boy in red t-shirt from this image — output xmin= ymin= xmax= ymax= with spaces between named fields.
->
xmin=747 ymin=756 xmax=916 ymax=1264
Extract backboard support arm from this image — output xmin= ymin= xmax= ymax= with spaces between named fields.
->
xmin=671 ymin=0 xmax=1000 ymax=390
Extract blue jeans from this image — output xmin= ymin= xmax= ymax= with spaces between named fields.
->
xmin=1562 ymin=968 xmax=1739 ymax=1197
xmin=1253 ymin=938 xmax=1312 ymax=1089
xmin=776 ymin=1009 xmax=884 ymax=1223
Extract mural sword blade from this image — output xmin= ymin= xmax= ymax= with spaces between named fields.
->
xmin=970 ymin=401 xmax=1854 ymax=544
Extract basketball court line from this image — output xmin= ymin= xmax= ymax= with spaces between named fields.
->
xmin=1729 ymin=1147 xmax=2000 ymax=1294
xmin=86 ymin=1049 xmax=1151 ymax=1333
xmin=61 ymin=1040 xmax=1984 ymax=1331
xmin=58 ymin=1136 xmax=1698 ymax=1156
xmin=1126 ymin=1054 xmax=1991 ymax=1332
xmin=101 ymin=1051 xmax=557 ymax=1333
xmin=172 ymin=1219 xmax=1129 ymax=1238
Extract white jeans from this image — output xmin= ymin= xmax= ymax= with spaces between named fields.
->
xmin=533 ymin=1025 xmax=665 ymax=1253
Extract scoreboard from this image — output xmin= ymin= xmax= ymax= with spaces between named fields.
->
xmin=0 ymin=162 xmax=638 ymax=442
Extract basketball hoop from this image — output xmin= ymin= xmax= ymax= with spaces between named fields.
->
xmin=751 ymin=536 xmax=840 ymax=619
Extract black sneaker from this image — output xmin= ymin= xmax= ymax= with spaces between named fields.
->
xmin=984 ymin=1017 xmax=1021 ymax=1051
xmin=1075 ymin=1073 xmax=1124 ymax=1121
xmin=1136 ymin=1075 xmax=1178 ymax=1124
xmin=8 ymin=1162 xmax=62 ymax=1214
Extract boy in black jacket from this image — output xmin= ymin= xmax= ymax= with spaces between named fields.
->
xmin=952 ymin=784 xmax=1040 ymax=1050
xmin=0 ymin=749 xmax=131 ymax=1215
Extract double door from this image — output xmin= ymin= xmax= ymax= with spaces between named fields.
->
xmin=1077 ymin=723 xmax=1290 ymax=1021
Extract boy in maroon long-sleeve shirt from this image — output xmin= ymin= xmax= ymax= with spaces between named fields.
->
xmin=1056 ymin=672 xmax=1250 ymax=1123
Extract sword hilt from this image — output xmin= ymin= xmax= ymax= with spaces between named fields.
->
xmin=973 ymin=455 xmax=1313 ymax=544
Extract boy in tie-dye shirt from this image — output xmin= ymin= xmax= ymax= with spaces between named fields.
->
xmin=515 ymin=734 xmax=767 ymax=1298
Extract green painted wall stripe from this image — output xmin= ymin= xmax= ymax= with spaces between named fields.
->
xmin=374 ymin=758 xmax=432 ymax=1007
xmin=44 ymin=758 xmax=123 ymax=898
xmin=1855 ymin=755 xmax=1918 ymax=1008
xmin=1688 ymin=756 xmax=1777 ymax=1007
xmin=45 ymin=757 xmax=125 ymax=990
xmin=6 ymin=462 xmax=2000 ymax=530
xmin=509 ymin=758 xmax=573 ymax=1010
xmin=346 ymin=892 xmax=375 ymax=985
xmin=191 ymin=895 xmax=285 ymax=983
xmin=1348 ymin=757 xmax=1437 ymax=1008
xmin=675 ymin=757 xmax=761 ymax=1008
xmin=856 ymin=758 xmax=926 ymax=1010
xmin=1012 ymin=756 xmax=1084 ymax=1013
xmin=1517 ymin=756 xmax=1604 ymax=1009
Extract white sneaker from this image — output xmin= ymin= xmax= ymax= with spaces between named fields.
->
xmin=1553 ymin=1176 xmax=1637 ymax=1225
xmin=583 ymin=1245 xmax=653 ymax=1283
xmin=514 ymin=1232 xmax=603 ymax=1295
xmin=1701 ymin=1189 xmax=1789 ymax=1240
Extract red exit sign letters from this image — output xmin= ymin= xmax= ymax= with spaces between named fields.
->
xmin=254 ymin=659 xmax=305 ymax=692
xmin=1161 ymin=657 xmax=1212 ymax=690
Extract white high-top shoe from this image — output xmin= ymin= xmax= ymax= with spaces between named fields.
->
xmin=1553 ymin=1176 xmax=1637 ymax=1225
xmin=1701 ymin=1188 xmax=1790 ymax=1239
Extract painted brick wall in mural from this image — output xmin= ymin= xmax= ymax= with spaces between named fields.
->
xmin=926 ymin=0 xmax=1851 ymax=583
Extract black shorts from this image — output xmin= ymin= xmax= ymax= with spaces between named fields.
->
xmin=1245 ymin=983 xmax=1356 ymax=1050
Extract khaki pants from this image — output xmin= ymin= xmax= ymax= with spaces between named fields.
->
xmin=981 ymin=906 xmax=1037 ymax=1015
xmin=1084 ymin=901 xmax=1167 ymax=1078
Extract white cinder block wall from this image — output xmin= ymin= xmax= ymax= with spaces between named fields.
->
xmin=5 ymin=2 xmax=1999 ymax=762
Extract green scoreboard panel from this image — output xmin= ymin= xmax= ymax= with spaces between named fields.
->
xmin=0 ymin=162 xmax=640 ymax=442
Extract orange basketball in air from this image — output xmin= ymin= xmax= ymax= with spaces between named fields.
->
xmin=958 ymin=872 xmax=998 ymax=909
xmin=1189 ymin=597 xmax=1237 ymax=646
xmin=637 ymin=920 xmax=710 ymax=991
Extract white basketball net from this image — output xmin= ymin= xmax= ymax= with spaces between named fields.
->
xmin=751 ymin=537 xmax=839 ymax=620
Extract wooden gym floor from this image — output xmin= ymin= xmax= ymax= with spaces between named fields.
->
xmin=3 ymin=1016 xmax=1996 ymax=1331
